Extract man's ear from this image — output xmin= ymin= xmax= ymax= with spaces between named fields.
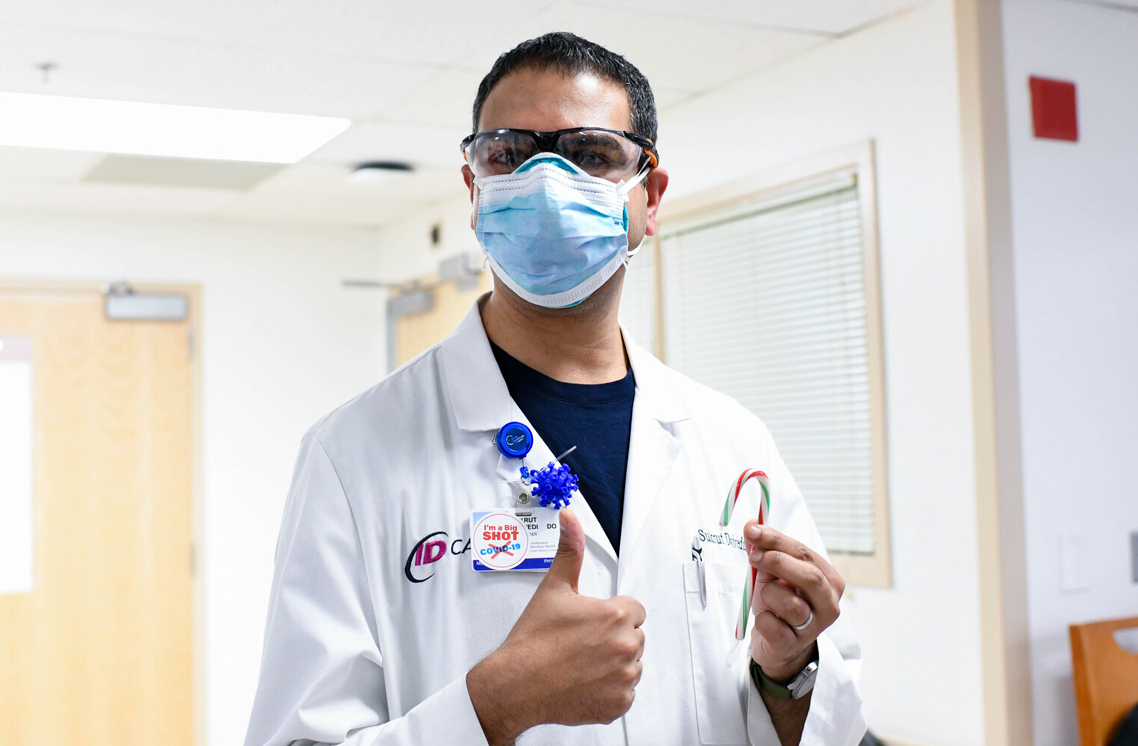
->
xmin=462 ymin=164 xmax=476 ymax=230
xmin=643 ymin=167 xmax=670 ymax=238
xmin=462 ymin=164 xmax=475 ymax=196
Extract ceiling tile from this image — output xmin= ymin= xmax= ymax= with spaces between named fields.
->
xmin=83 ymin=155 xmax=284 ymax=190
xmin=306 ymin=122 xmax=470 ymax=171
xmin=0 ymin=181 xmax=239 ymax=215
xmin=0 ymin=146 xmax=104 ymax=183
xmin=214 ymin=184 xmax=419 ymax=228
xmin=0 ymin=24 xmax=438 ymax=118
xmin=254 ymin=162 xmax=359 ymax=191
xmin=456 ymin=3 xmax=828 ymax=95
xmin=0 ymin=0 xmax=562 ymax=68
xmin=379 ymin=68 xmax=486 ymax=130
xmin=219 ymin=162 xmax=468 ymax=227
xmin=573 ymin=0 xmax=927 ymax=36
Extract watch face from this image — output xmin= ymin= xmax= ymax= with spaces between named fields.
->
xmin=789 ymin=661 xmax=819 ymax=699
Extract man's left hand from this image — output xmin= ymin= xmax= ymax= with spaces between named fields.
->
xmin=744 ymin=521 xmax=846 ymax=682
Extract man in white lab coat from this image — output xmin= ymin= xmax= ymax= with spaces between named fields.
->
xmin=245 ymin=32 xmax=867 ymax=746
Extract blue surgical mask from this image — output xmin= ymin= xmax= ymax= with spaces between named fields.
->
xmin=473 ymin=153 xmax=649 ymax=308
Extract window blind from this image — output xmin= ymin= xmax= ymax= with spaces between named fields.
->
xmin=656 ymin=170 xmax=878 ymax=555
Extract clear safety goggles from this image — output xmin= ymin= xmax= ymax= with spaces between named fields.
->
xmin=461 ymin=127 xmax=659 ymax=180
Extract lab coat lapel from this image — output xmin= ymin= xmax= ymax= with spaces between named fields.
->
xmin=618 ymin=333 xmax=688 ymax=583
xmin=441 ymin=299 xmax=618 ymax=565
xmin=440 ymin=299 xmax=513 ymax=434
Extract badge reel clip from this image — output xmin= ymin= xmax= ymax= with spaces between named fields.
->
xmin=495 ymin=421 xmax=535 ymax=514
xmin=495 ymin=421 xmax=580 ymax=514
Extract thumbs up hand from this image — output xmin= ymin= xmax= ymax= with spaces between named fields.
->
xmin=467 ymin=509 xmax=646 ymax=746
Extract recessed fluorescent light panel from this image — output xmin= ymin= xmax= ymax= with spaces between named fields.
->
xmin=0 ymin=92 xmax=351 ymax=163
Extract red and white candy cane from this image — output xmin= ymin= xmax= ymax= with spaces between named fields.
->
xmin=719 ymin=469 xmax=771 ymax=641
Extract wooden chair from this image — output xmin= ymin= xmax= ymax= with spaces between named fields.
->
xmin=1071 ymin=616 xmax=1138 ymax=745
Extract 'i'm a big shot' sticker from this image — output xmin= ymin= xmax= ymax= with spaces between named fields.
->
xmin=470 ymin=508 xmax=559 ymax=572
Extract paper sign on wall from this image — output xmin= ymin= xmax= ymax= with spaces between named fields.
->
xmin=0 ymin=336 xmax=34 ymax=595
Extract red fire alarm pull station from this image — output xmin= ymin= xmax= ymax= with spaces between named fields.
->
xmin=1029 ymin=76 xmax=1078 ymax=142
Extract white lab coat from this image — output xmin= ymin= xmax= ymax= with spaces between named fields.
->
xmin=245 ymin=301 xmax=867 ymax=746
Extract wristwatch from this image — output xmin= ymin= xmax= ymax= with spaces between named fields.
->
xmin=750 ymin=650 xmax=819 ymax=701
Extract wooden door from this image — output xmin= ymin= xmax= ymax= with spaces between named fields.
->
xmin=0 ymin=284 xmax=195 ymax=746
xmin=395 ymin=270 xmax=492 ymax=368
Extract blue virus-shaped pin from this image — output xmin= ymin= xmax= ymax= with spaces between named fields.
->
xmin=520 ymin=462 xmax=579 ymax=510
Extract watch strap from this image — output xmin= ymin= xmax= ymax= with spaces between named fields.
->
xmin=750 ymin=647 xmax=820 ymax=701
xmin=750 ymin=658 xmax=795 ymax=700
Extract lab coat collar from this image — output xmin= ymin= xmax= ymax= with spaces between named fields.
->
xmin=439 ymin=298 xmax=516 ymax=434
xmin=622 ymin=328 xmax=688 ymax=426
xmin=439 ymin=298 xmax=689 ymax=432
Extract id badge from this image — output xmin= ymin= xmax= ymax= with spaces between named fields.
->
xmin=471 ymin=506 xmax=560 ymax=572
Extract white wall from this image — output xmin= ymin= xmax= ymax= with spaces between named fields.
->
xmin=374 ymin=190 xmax=479 ymax=281
xmin=0 ymin=211 xmax=388 ymax=746
xmin=1001 ymin=1 xmax=1138 ymax=744
xmin=376 ymin=3 xmax=986 ymax=744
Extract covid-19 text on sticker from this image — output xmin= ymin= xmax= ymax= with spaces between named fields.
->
xmin=470 ymin=507 xmax=560 ymax=572
xmin=471 ymin=512 xmax=528 ymax=570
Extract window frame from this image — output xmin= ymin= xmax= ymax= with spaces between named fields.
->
xmin=649 ymin=140 xmax=892 ymax=588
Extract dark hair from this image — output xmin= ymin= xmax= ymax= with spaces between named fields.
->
xmin=471 ymin=31 xmax=658 ymax=146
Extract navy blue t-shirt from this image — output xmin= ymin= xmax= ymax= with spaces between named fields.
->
xmin=490 ymin=341 xmax=634 ymax=554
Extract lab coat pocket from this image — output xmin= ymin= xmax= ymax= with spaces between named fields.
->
xmin=683 ymin=561 xmax=749 ymax=745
